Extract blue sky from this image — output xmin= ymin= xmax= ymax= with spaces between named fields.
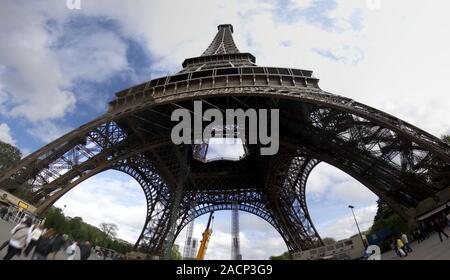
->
xmin=1 ymin=0 xmax=450 ymax=259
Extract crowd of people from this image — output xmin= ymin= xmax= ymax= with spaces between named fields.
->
xmin=390 ymin=212 xmax=450 ymax=259
xmin=0 ymin=205 xmax=17 ymax=222
xmin=0 ymin=217 xmax=93 ymax=260
xmin=391 ymin=233 xmax=413 ymax=258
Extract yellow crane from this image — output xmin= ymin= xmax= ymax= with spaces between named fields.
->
xmin=196 ymin=211 xmax=214 ymax=260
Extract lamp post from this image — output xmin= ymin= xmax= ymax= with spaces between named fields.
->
xmin=348 ymin=205 xmax=366 ymax=248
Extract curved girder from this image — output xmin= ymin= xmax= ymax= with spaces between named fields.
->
xmin=278 ymin=156 xmax=323 ymax=248
xmin=174 ymin=202 xmax=278 ymax=240
xmin=2 ymin=24 xmax=448 ymax=258
xmin=109 ymin=69 xmax=449 ymax=164
xmin=0 ymin=59 xmax=448 ymax=256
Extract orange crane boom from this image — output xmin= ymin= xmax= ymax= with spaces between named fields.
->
xmin=196 ymin=211 xmax=214 ymax=260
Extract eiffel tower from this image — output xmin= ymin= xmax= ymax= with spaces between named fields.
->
xmin=0 ymin=24 xmax=449 ymax=257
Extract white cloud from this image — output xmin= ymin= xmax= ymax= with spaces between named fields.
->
xmin=2 ymin=0 xmax=447 ymax=136
xmin=328 ymin=179 xmax=378 ymax=204
xmin=317 ymin=204 xmax=377 ymax=240
xmin=56 ymin=30 xmax=130 ymax=83
xmin=27 ymin=121 xmax=73 ymax=144
xmin=0 ymin=123 xmax=16 ymax=145
xmin=176 ymin=211 xmax=287 ymax=260
xmin=0 ymin=2 xmax=76 ymax=121
xmin=83 ymin=0 xmax=446 ymax=137
xmin=0 ymin=1 xmax=130 ymax=124
xmin=306 ymin=162 xmax=378 ymax=240
xmin=307 ymin=163 xmax=377 ymax=205
xmin=54 ymin=171 xmax=147 ymax=243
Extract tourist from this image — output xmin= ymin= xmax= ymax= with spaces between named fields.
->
xmin=32 ymin=229 xmax=56 ymax=260
xmin=433 ymin=217 xmax=449 ymax=242
xmin=49 ymin=233 xmax=68 ymax=260
xmin=80 ymin=241 xmax=92 ymax=260
xmin=413 ymin=229 xmax=422 ymax=243
xmin=2 ymin=217 xmax=33 ymax=260
xmin=447 ymin=211 xmax=450 ymax=228
xmin=0 ymin=205 xmax=8 ymax=220
xmin=390 ymin=239 xmax=401 ymax=257
xmin=420 ymin=222 xmax=430 ymax=240
xmin=5 ymin=209 xmax=13 ymax=222
xmin=396 ymin=238 xmax=408 ymax=258
xmin=401 ymin=233 xmax=413 ymax=253
xmin=24 ymin=224 xmax=45 ymax=257
xmin=66 ymin=240 xmax=81 ymax=260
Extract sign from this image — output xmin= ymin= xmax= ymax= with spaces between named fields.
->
xmin=18 ymin=201 xmax=29 ymax=210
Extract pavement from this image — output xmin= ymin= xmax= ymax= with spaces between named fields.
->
xmin=380 ymin=228 xmax=450 ymax=260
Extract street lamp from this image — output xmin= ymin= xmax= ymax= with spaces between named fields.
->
xmin=62 ymin=205 xmax=66 ymax=215
xmin=348 ymin=205 xmax=366 ymax=248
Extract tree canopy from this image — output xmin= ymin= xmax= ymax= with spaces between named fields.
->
xmin=100 ymin=223 xmax=119 ymax=239
xmin=442 ymin=134 xmax=450 ymax=144
xmin=322 ymin=237 xmax=337 ymax=245
xmin=269 ymin=251 xmax=291 ymax=260
xmin=171 ymin=244 xmax=182 ymax=260
xmin=368 ymin=199 xmax=409 ymax=252
xmin=0 ymin=140 xmax=21 ymax=173
xmin=43 ymin=207 xmax=132 ymax=254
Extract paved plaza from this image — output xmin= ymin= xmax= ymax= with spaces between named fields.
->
xmin=381 ymin=229 xmax=450 ymax=260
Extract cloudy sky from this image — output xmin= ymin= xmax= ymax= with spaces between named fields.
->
xmin=0 ymin=0 xmax=449 ymax=259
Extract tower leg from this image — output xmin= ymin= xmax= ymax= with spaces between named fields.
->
xmin=162 ymin=182 xmax=184 ymax=260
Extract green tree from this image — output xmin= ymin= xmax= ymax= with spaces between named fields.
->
xmin=43 ymin=207 xmax=67 ymax=232
xmin=171 ymin=244 xmax=182 ymax=260
xmin=373 ymin=199 xmax=394 ymax=222
xmin=68 ymin=217 xmax=84 ymax=239
xmin=322 ymin=237 xmax=337 ymax=245
xmin=269 ymin=251 xmax=291 ymax=260
xmin=100 ymin=223 xmax=119 ymax=239
xmin=0 ymin=140 xmax=21 ymax=173
xmin=42 ymin=207 xmax=133 ymax=254
xmin=369 ymin=199 xmax=409 ymax=252
xmin=442 ymin=134 xmax=450 ymax=144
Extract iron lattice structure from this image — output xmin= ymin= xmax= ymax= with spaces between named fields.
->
xmin=182 ymin=219 xmax=196 ymax=259
xmin=231 ymin=202 xmax=241 ymax=260
xmin=1 ymin=24 xmax=449 ymax=256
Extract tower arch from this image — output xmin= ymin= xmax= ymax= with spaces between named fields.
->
xmin=0 ymin=24 xmax=448 ymax=256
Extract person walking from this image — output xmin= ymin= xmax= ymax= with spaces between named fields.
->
xmin=396 ymin=238 xmax=408 ymax=258
xmin=66 ymin=241 xmax=81 ymax=260
xmin=433 ymin=217 xmax=449 ymax=242
xmin=390 ymin=239 xmax=401 ymax=257
xmin=2 ymin=217 xmax=33 ymax=260
xmin=0 ymin=205 xmax=7 ymax=220
xmin=49 ymin=233 xmax=68 ymax=260
xmin=447 ymin=212 xmax=450 ymax=228
xmin=32 ymin=229 xmax=56 ymax=260
xmin=24 ymin=224 xmax=45 ymax=257
xmin=79 ymin=241 xmax=92 ymax=260
xmin=401 ymin=233 xmax=413 ymax=253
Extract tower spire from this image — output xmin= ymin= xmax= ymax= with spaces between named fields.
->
xmin=181 ymin=24 xmax=255 ymax=72
xmin=231 ymin=202 xmax=242 ymax=260
xmin=202 ymin=24 xmax=240 ymax=56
